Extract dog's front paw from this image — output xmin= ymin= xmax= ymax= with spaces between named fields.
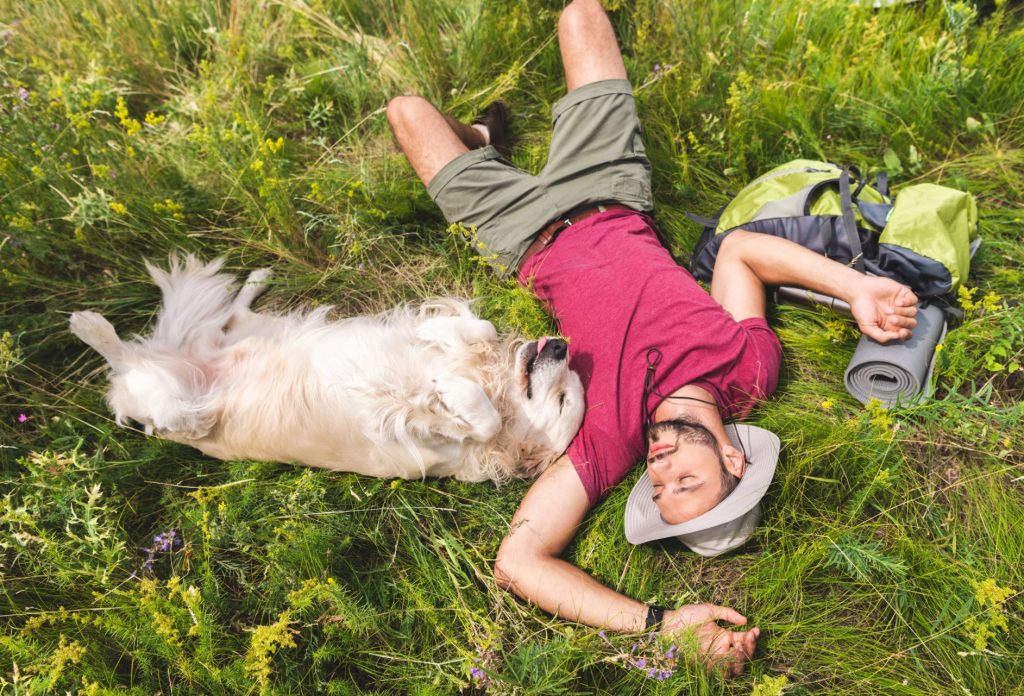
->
xmin=416 ymin=317 xmax=498 ymax=349
xmin=433 ymin=376 xmax=501 ymax=443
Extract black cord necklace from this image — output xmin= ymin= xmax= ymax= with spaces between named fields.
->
xmin=641 ymin=347 xmax=725 ymax=429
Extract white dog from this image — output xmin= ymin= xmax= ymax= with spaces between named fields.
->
xmin=69 ymin=256 xmax=585 ymax=482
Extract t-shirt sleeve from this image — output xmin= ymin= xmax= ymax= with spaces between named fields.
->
xmin=725 ymin=317 xmax=782 ymax=419
xmin=566 ymin=425 xmax=638 ymax=507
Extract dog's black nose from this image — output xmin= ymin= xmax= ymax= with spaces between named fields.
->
xmin=543 ymin=338 xmax=567 ymax=360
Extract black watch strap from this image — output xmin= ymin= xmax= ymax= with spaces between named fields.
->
xmin=645 ymin=605 xmax=666 ymax=631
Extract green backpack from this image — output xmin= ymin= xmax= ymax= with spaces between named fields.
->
xmin=689 ymin=159 xmax=979 ymax=299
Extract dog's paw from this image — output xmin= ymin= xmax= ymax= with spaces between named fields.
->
xmin=245 ymin=268 xmax=273 ymax=286
xmin=69 ymin=311 xmax=117 ymax=343
xmin=70 ymin=311 xmax=127 ymax=365
xmin=433 ymin=376 xmax=501 ymax=443
xmin=416 ymin=317 xmax=498 ymax=348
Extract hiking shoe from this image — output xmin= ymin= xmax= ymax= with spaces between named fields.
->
xmin=473 ymin=102 xmax=512 ymax=157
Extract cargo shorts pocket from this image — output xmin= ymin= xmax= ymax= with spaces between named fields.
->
xmin=611 ymin=173 xmax=651 ymax=208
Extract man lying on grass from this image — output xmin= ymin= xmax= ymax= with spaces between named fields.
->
xmin=387 ymin=0 xmax=918 ymax=675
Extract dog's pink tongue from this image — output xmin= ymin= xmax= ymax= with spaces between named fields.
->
xmin=537 ymin=337 xmax=548 ymax=354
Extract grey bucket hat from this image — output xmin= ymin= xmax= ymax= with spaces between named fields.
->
xmin=624 ymin=424 xmax=780 ymax=557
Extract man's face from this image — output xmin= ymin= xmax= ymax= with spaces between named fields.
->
xmin=646 ymin=420 xmax=738 ymax=525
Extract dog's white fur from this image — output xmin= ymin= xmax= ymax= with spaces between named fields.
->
xmin=69 ymin=256 xmax=585 ymax=482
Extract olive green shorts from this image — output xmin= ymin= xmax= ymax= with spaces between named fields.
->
xmin=427 ymin=79 xmax=654 ymax=278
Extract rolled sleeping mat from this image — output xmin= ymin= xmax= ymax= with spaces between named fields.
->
xmin=843 ymin=302 xmax=947 ymax=408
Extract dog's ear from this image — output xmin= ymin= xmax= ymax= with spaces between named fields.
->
xmin=69 ymin=311 xmax=129 ymax=370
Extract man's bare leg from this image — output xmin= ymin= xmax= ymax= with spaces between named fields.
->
xmin=387 ymin=96 xmax=487 ymax=187
xmin=558 ymin=0 xmax=628 ymax=92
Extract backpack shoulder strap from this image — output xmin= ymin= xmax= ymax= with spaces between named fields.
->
xmin=685 ymin=212 xmax=720 ymax=228
xmin=839 ymin=169 xmax=865 ymax=272
xmin=874 ymin=171 xmax=889 ymax=198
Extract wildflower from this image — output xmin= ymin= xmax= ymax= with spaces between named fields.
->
xmin=17 ymin=87 xmax=29 ymax=101
xmin=139 ymin=528 xmax=181 ymax=574
xmin=18 ymin=413 xmax=28 ymax=423
xmin=598 ymin=630 xmax=607 ymax=639
xmin=114 ymin=96 xmax=142 ymax=136
xmin=820 ymin=398 xmax=834 ymax=410
xmin=468 ymin=661 xmax=490 ymax=687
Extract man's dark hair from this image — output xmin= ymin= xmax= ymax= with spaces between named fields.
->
xmin=647 ymin=418 xmax=740 ymax=504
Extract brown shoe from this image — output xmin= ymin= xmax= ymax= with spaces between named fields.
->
xmin=472 ymin=102 xmax=512 ymax=157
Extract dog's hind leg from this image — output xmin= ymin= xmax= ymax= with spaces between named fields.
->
xmin=231 ymin=268 xmax=272 ymax=315
xmin=431 ymin=375 xmax=502 ymax=443
xmin=224 ymin=268 xmax=273 ymax=335
xmin=69 ymin=311 xmax=129 ymax=369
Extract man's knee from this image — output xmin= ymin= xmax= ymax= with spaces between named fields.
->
xmin=558 ymin=0 xmax=607 ymax=37
xmin=386 ymin=95 xmax=429 ymax=133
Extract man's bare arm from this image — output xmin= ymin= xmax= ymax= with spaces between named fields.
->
xmin=710 ymin=230 xmax=918 ymax=343
xmin=494 ymin=456 xmax=758 ymax=675
xmin=494 ymin=457 xmax=650 ymax=630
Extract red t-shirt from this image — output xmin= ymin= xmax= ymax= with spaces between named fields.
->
xmin=518 ymin=209 xmax=782 ymax=506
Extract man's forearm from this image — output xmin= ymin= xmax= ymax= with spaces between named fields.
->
xmin=497 ymin=547 xmax=648 ymax=632
xmin=720 ymin=230 xmax=866 ymax=302
xmin=711 ymin=228 xmax=918 ymax=341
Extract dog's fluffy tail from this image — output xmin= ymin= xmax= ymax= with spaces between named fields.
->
xmin=145 ymin=255 xmax=237 ymax=352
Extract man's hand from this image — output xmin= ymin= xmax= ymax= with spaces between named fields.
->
xmin=661 ymin=603 xmax=759 ymax=677
xmin=848 ymin=275 xmax=919 ymax=343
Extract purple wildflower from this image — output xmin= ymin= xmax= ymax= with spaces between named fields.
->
xmin=17 ymin=413 xmax=28 ymax=423
xmin=17 ymin=87 xmax=29 ymax=101
xmin=598 ymin=630 xmax=607 ymax=639
xmin=647 ymin=668 xmax=657 ymax=678
xmin=635 ymin=658 xmax=646 ymax=668
xmin=469 ymin=664 xmax=490 ymax=687
xmin=660 ymin=669 xmax=672 ymax=680
xmin=139 ymin=529 xmax=181 ymax=574
xmin=665 ymin=644 xmax=677 ymax=659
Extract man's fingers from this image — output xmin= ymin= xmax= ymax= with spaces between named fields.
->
xmin=886 ymin=313 xmax=917 ymax=330
xmin=704 ymin=604 xmax=747 ymax=625
xmin=866 ymin=329 xmax=899 ymax=344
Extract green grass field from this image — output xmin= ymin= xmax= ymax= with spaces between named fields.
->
xmin=1 ymin=0 xmax=1022 ymax=693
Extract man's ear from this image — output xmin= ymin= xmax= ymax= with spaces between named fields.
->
xmin=721 ymin=444 xmax=746 ymax=478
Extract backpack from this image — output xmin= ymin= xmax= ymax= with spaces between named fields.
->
xmin=688 ymin=159 xmax=979 ymax=300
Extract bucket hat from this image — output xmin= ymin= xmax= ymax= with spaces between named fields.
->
xmin=624 ymin=423 xmax=780 ymax=557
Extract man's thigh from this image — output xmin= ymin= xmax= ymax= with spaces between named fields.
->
xmin=428 ymin=146 xmax=559 ymax=278
xmin=541 ymin=79 xmax=653 ymax=215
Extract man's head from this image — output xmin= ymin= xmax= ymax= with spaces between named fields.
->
xmin=646 ymin=418 xmax=745 ymax=525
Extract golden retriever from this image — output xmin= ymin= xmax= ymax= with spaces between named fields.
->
xmin=69 ymin=256 xmax=584 ymax=482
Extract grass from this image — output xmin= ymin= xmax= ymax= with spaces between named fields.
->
xmin=1 ymin=0 xmax=1022 ymax=693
